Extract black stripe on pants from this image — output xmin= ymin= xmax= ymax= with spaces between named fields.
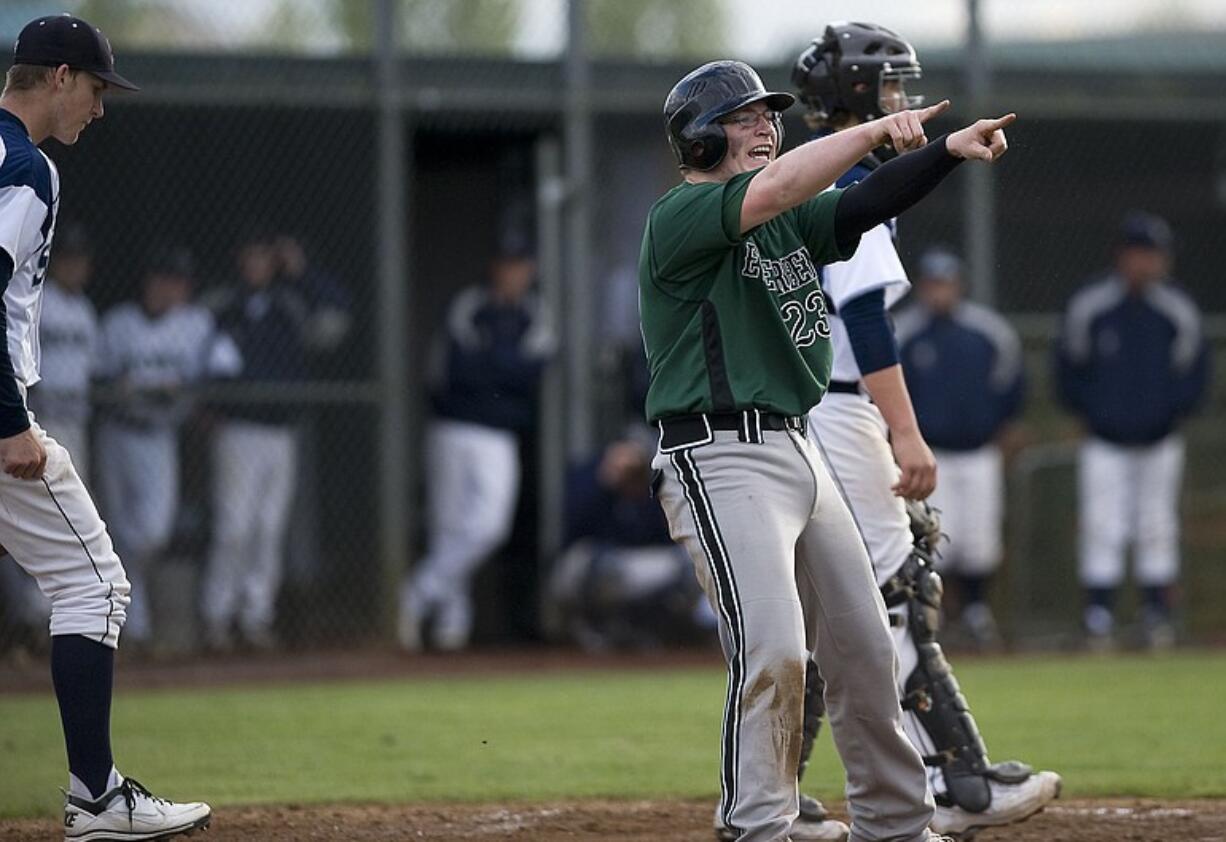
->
xmin=672 ymin=449 xmax=746 ymax=833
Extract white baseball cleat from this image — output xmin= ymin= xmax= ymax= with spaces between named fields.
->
xmin=930 ymin=769 xmax=1062 ymax=839
xmin=714 ymin=804 xmax=849 ymax=841
xmin=63 ymin=775 xmax=211 ymax=840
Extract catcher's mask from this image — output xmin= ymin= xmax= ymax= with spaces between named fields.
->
xmin=792 ymin=22 xmax=923 ymax=125
xmin=664 ymin=59 xmax=795 ymax=172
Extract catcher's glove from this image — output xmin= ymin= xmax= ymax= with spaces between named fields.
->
xmin=905 ymin=498 xmax=943 ymax=554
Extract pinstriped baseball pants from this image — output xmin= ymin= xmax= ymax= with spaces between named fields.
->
xmin=653 ymin=428 xmax=933 ymax=842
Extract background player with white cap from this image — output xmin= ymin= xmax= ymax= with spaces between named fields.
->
xmin=0 ymin=14 xmax=210 ymax=839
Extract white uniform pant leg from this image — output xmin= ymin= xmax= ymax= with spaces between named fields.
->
xmin=202 ymin=421 xmax=274 ymax=633
xmin=808 ymin=395 xmax=914 ymax=589
xmin=410 ymin=421 xmax=520 ymax=639
xmin=929 ymin=447 xmax=1004 ymax=577
xmin=1133 ymin=435 xmax=1184 ymax=587
xmin=39 ymin=417 xmax=90 ymax=482
xmin=792 ymin=434 xmax=934 ymax=842
xmin=809 ymin=394 xmax=945 ymax=797
xmin=1078 ymin=438 xmax=1133 ymax=588
xmin=654 ymin=431 xmax=811 ymax=842
xmin=0 ymin=421 xmax=130 ymax=648
xmin=236 ymin=424 xmax=298 ymax=634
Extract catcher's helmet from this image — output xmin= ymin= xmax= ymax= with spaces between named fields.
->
xmin=792 ymin=22 xmax=922 ymax=124
xmin=664 ymin=60 xmax=795 ymax=171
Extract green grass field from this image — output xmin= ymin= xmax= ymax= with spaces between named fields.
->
xmin=2 ymin=650 xmax=1224 ymax=820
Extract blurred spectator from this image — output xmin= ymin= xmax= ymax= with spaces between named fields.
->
xmin=544 ymin=435 xmax=715 ymax=651
xmin=895 ymin=248 xmax=1025 ymax=648
xmin=0 ymin=223 xmax=100 ymax=645
xmin=27 ymin=222 xmax=98 ymax=475
xmin=1055 ymin=212 xmax=1210 ymax=650
xmin=94 ymin=246 xmax=241 ymax=647
xmin=200 ymin=231 xmax=351 ymax=652
xmin=398 ymin=234 xmax=554 ymax=652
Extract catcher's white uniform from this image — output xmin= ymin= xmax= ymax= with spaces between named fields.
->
xmin=804 ymin=219 xmax=948 ymax=791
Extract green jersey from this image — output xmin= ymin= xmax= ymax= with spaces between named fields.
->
xmin=638 ymin=169 xmax=857 ymax=422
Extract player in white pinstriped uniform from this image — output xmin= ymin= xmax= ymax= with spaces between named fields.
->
xmin=95 ymin=247 xmax=240 ymax=644
xmin=1 ymin=14 xmax=210 ymax=838
xmin=778 ymin=23 xmax=1059 ymax=841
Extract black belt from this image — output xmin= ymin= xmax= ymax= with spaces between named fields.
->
xmin=827 ymin=380 xmax=862 ymax=394
xmin=656 ymin=409 xmax=806 ymax=452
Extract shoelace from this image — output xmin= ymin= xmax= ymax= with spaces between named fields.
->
xmin=119 ymin=778 xmax=174 ymax=823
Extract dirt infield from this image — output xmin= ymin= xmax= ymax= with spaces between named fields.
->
xmin=2 ymin=797 xmax=1224 ymax=841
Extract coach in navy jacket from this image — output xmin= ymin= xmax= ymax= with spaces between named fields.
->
xmin=1055 ymin=212 xmax=1209 ymax=649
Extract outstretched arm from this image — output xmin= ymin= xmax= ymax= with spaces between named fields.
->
xmin=834 ymin=113 xmax=1016 ymax=249
xmin=740 ymin=100 xmax=952 ymax=233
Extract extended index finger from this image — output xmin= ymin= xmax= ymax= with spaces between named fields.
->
xmin=917 ymin=99 xmax=952 ymax=122
xmin=985 ymin=112 xmax=1017 ymax=130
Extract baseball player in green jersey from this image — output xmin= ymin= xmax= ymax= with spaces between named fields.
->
xmin=640 ymin=60 xmax=1013 ymax=842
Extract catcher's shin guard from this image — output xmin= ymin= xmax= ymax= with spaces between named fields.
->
xmin=884 ymin=550 xmax=1004 ymax=813
xmin=797 ymin=658 xmax=826 ymax=781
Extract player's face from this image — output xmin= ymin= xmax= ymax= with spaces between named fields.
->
xmin=238 ymin=243 xmax=278 ymax=287
xmin=918 ymin=278 xmax=961 ymax=314
xmin=50 ymin=253 xmax=93 ymax=291
xmin=51 ymin=70 xmax=106 ymax=145
xmin=490 ymin=256 xmax=536 ymax=302
xmin=1117 ymin=246 xmax=1170 ymax=287
xmin=715 ymin=102 xmax=778 ymax=177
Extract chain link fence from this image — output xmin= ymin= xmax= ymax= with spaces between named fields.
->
xmin=1 ymin=0 xmax=1224 ymax=657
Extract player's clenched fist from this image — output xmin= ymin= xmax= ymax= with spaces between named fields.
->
xmin=0 ymin=429 xmax=48 ymax=480
xmin=945 ymin=113 xmax=1016 ymax=162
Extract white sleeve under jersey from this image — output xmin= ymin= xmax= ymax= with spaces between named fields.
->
xmin=821 ymin=222 xmax=910 ymax=383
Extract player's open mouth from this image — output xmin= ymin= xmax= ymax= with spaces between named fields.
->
xmin=748 ymin=144 xmax=772 ymax=161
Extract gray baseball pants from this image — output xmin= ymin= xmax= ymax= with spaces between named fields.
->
xmin=653 ymin=421 xmax=933 ymax=842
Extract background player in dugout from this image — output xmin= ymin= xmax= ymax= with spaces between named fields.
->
xmin=894 ymin=247 xmax=1025 ymax=650
xmin=201 ymin=230 xmax=352 ymax=652
xmin=0 ymin=14 xmax=210 ymax=839
xmin=721 ymin=25 xmax=1053 ymax=842
xmin=397 ymin=234 xmax=555 ymax=652
xmin=95 ymin=245 xmax=240 ymax=648
xmin=1055 ymin=211 xmax=1209 ymax=650
xmin=642 ymin=54 xmax=1014 ymax=842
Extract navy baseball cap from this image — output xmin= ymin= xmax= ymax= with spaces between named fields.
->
xmin=1118 ymin=211 xmax=1172 ymax=251
xmin=496 ymin=229 xmax=536 ymax=260
xmin=12 ymin=14 xmax=139 ymax=91
xmin=918 ymin=247 xmax=962 ymax=281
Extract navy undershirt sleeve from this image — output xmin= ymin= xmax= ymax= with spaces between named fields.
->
xmin=840 ymin=288 xmax=899 ymax=375
xmin=0 ymin=248 xmax=32 ymax=438
xmin=834 ymin=136 xmax=962 ymax=253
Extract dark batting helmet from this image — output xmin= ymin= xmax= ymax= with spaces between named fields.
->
xmin=664 ymin=60 xmax=795 ymax=171
xmin=792 ymin=22 xmax=922 ymax=124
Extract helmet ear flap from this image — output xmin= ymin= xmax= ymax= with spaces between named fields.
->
xmin=680 ymin=122 xmax=727 ymax=171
